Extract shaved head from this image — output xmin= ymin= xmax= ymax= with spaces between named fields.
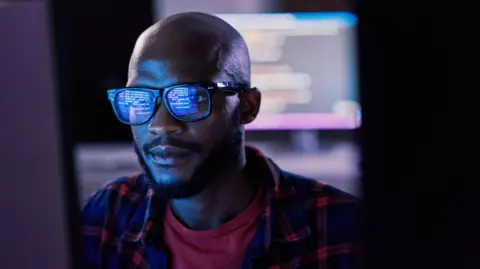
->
xmin=129 ymin=12 xmax=251 ymax=86
xmin=126 ymin=12 xmax=260 ymax=198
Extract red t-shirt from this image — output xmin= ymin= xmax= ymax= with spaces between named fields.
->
xmin=163 ymin=187 xmax=263 ymax=269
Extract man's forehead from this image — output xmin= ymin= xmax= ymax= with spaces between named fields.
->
xmin=127 ymin=59 xmax=175 ymax=87
xmin=127 ymin=58 xmax=229 ymax=88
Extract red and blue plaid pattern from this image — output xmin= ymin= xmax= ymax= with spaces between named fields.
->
xmin=83 ymin=146 xmax=360 ymax=269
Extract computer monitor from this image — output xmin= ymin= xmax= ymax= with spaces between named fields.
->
xmin=214 ymin=12 xmax=360 ymax=130
xmin=0 ymin=1 xmax=79 ymax=269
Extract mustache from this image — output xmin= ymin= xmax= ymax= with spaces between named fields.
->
xmin=142 ymin=136 xmax=202 ymax=155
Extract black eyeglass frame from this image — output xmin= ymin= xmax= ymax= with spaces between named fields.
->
xmin=107 ymin=81 xmax=250 ymax=125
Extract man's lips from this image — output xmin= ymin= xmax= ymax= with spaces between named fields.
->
xmin=148 ymin=145 xmax=193 ymax=166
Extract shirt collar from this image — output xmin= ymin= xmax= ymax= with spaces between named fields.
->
xmin=120 ymin=146 xmax=312 ymax=249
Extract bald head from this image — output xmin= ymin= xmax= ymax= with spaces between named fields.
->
xmin=128 ymin=12 xmax=251 ymax=86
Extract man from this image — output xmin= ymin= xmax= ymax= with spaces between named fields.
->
xmin=83 ymin=12 xmax=360 ymax=269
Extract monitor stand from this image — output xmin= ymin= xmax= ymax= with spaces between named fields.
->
xmin=290 ymin=130 xmax=319 ymax=154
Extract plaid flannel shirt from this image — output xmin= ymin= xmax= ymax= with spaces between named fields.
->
xmin=83 ymin=146 xmax=360 ymax=269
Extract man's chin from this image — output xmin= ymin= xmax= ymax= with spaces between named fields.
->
xmin=145 ymin=165 xmax=204 ymax=199
xmin=147 ymin=160 xmax=196 ymax=182
xmin=148 ymin=177 xmax=206 ymax=199
xmin=134 ymin=144 xmax=208 ymax=198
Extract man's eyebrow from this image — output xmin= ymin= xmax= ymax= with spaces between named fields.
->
xmin=127 ymin=76 xmax=179 ymax=89
xmin=126 ymin=76 xmax=157 ymax=88
xmin=129 ymin=83 xmax=157 ymax=89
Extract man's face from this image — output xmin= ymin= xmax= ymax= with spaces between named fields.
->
xmin=128 ymin=58 xmax=245 ymax=198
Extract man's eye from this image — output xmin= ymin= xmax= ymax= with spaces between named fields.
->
xmin=196 ymin=95 xmax=207 ymax=102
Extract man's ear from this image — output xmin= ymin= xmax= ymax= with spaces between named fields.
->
xmin=239 ymin=87 xmax=261 ymax=124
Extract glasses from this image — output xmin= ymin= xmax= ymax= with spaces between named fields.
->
xmin=107 ymin=82 xmax=249 ymax=125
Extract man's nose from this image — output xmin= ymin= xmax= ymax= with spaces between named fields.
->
xmin=148 ymin=104 xmax=185 ymax=135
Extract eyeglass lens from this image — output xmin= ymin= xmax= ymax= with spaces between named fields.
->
xmin=113 ymin=85 xmax=210 ymax=124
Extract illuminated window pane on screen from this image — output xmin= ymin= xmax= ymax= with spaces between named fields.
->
xmin=215 ymin=12 xmax=361 ymax=130
xmin=116 ymin=89 xmax=155 ymax=122
xmin=167 ymin=86 xmax=202 ymax=116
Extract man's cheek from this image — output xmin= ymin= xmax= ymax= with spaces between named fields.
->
xmin=131 ymin=125 xmax=149 ymax=142
xmin=188 ymin=117 xmax=220 ymax=140
xmin=131 ymin=126 xmax=141 ymax=140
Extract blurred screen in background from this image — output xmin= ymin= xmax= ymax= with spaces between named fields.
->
xmin=215 ymin=12 xmax=360 ymax=130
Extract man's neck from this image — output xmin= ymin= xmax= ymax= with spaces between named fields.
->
xmin=168 ymin=155 xmax=257 ymax=230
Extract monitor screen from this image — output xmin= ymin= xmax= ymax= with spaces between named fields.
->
xmin=1 ymin=2 xmax=75 ymax=268
xmin=214 ymin=12 xmax=360 ymax=130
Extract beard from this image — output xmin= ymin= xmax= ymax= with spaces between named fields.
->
xmin=134 ymin=107 xmax=243 ymax=199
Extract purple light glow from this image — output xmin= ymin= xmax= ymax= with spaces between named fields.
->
xmin=245 ymin=113 xmax=360 ymax=130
